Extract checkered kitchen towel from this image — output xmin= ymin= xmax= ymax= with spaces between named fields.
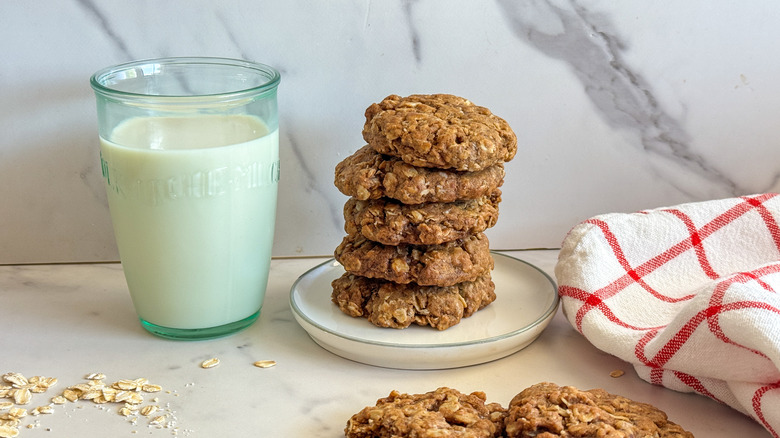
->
xmin=555 ymin=193 xmax=780 ymax=437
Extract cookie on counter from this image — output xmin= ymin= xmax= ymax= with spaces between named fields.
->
xmin=331 ymin=271 xmax=496 ymax=330
xmin=343 ymin=191 xmax=501 ymax=246
xmin=334 ymin=232 xmax=493 ymax=287
xmin=363 ymin=94 xmax=517 ymax=171
xmin=504 ymin=382 xmax=695 ymax=438
xmin=345 ymin=387 xmax=506 ymax=438
xmin=335 ymin=145 xmax=505 ymax=204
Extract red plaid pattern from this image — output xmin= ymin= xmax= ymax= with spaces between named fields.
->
xmin=556 ymin=194 xmax=780 ymax=437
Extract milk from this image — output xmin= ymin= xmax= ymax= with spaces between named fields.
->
xmin=99 ymin=115 xmax=279 ymax=330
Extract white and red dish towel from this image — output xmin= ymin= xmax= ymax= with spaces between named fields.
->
xmin=556 ymin=193 xmax=780 ymax=437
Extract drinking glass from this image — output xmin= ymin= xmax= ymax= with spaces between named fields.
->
xmin=91 ymin=57 xmax=281 ymax=340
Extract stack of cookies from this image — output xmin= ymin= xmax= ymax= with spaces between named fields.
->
xmin=331 ymin=94 xmax=517 ymax=330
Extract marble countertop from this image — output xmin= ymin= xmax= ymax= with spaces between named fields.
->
xmin=2 ymin=250 xmax=768 ymax=437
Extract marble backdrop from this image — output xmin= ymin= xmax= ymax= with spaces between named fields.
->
xmin=2 ymin=0 xmax=780 ymax=264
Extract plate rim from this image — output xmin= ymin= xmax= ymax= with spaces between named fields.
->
xmin=289 ymin=251 xmax=560 ymax=350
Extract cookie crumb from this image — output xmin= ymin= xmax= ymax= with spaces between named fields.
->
xmin=610 ymin=369 xmax=625 ymax=378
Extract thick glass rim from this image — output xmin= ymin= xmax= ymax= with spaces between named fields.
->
xmin=89 ymin=56 xmax=281 ymax=101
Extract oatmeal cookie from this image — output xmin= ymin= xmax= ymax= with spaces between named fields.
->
xmin=343 ymin=191 xmax=501 ymax=246
xmin=334 ymin=232 xmax=493 ymax=287
xmin=334 ymin=145 xmax=505 ymax=204
xmin=363 ymin=94 xmax=517 ymax=171
xmin=345 ymin=387 xmax=506 ymax=438
xmin=503 ymin=382 xmax=694 ymax=438
xmin=331 ymin=271 xmax=495 ymax=330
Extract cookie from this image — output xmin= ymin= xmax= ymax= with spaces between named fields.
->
xmin=331 ymin=271 xmax=496 ymax=330
xmin=334 ymin=145 xmax=505 ymax=204
xmin=343 ymin=191 xmax=501 ymax=246
xmin=345 ymin=387 xmax=506 ymax=438
xmin=363 ymin=94 xmax=517 ymax=171
xmin=334 ymin=232 xmax=493 ymax=287
xmin=504 ymin=382 xmax=694 ymax=438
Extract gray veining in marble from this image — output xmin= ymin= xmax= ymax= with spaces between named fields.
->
xmin=497 ymin=0 xmax=738 ymax=198
xmin=76 ymin=0 xmax=133 ymax=59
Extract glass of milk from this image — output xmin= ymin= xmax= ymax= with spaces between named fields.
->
xmin=90 ymin=57 xmax=281 ymax=340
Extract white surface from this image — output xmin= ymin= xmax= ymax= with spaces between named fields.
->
xmin=290 ymin=253 xmax=559 ymax=369
xmin=4 ymin=2 xmax=780 ymax=263
xmin=0 ymin=251 xmax=770 ymax=437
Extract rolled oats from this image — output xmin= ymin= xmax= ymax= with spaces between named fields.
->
xmin=139 ymin=405 xmax=158 ymax=417
xmin=30 ymin=406 xmax=52 ymax=416
xmin=79 ymin=389 xmax=102 ymax=401
xmin=1 ymin=375 xmax=26 ymax=388
xmin=253 ymin=360 xmax=276 ymax=369
xmin=9 ymin=391 xmax=30 ymax=407
xmin=125 ymin=392 xmax=144 ymax=405
xmin=0 ymin=374 xmax=56 ymax=407
xmin=26 ymin=377 xmax=56 ymax=393
xmin=115 ymin=390 xmax=134 ymax=403
xmin=0 ymin=425 xmax=19 ymax=438
xmin=5 ymin=409 xmax=24 ymax=420
xmin=0 ymin=418 xmax=18 ymax=428
xmin=61 ymin=389 xmax=79 ymax=402
xmin=200 ymin=358 xmax=220 ymax=369
xmin=141 ymin=384 xmax=162 ymax=393
xmin=2 ymin=371 xmax=176 ymax=434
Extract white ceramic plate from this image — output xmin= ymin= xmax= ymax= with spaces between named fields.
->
xmin=289 ymin=252 xmax=559 ymax=369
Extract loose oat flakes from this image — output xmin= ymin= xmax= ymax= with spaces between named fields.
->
xmin=6 ymin=409 xmax=25 ymax=420
xmin=142 ymin=384 xmax=162 ymax=393
xmin=1 ymin=374 xmax=57 ymax=406
xmin=1 ymin=371 xmax=177 ymax=435
xmin=140 ymin=405 xmax=158 ymax=416
xmin=30 ymin=406 xmax=52 ymax=416
xmin=253 ymin=360 xmax=276 ymax=368
xmin=0 ymin=424 xmax=19 ymax=438
xmin=200 ymin=358 xmax=220 ymax=369
xmin=26 ymin=377 xmax=56 ymax=393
